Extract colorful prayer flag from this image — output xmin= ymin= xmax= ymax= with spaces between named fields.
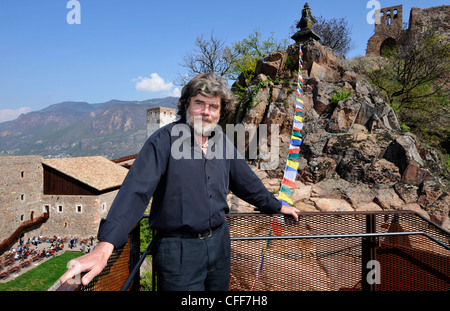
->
xmin=293 ymin=119 xmax=303 ymax=128
xmin=292 ymin=131 xmax=302 ymax=137
xmin=278 ymin=192 xmax=294 ymax=206
xmin=283 ymin=169 xmax=297 ymax=182
xmin=280 ymin=184 xmax=293 ymax=196
xmin=294 ymin=116 xmax=303 ymax=123
xmin=290 ymin=138 xmax=302 ymax=146
xmin=282 ymin=178 xmax=296 ymax=188
xmin=287 ymin=153 xmax=300 ymax=160
xmin=271 ymin=218 xmax=282 ymax=236
xmin=287 ymin=159 xmax=299 ymax=170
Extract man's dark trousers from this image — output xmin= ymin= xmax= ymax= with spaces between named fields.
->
xmin=154 ymin=223 xmax=231 ymax=291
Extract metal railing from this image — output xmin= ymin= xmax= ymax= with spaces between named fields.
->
xmin=227 ymin=211 xmax=449 ymax=291
xmin=57 ymin=210 xmax=450 ymax=291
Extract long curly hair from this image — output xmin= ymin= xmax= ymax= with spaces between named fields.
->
xmin=177 ymin=73 xmax=235 ymax=123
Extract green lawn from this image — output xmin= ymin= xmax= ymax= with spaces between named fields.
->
xmin=0 ymin=252 xmax=83 ymax=291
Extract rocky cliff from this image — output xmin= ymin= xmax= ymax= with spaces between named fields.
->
xmin=227 ymin=40 xmax=449 ymax=231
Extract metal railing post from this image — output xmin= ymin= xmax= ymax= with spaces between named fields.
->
xmin=362 ymin=214 xmax=377 ymax=291
xmin=152 ymin=228 xmax=156 ymax=291
xmin=129 ymin=224 xmax=141 ymax=291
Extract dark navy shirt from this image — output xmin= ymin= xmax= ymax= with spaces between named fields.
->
xmin=98 ymin=118 xmax=281 ymax=249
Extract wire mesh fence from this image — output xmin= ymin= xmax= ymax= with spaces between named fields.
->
xmin=62 ymin=210 xmax=449 ymax=291
xmin=227 ymin=211 xmax=450 ymax=291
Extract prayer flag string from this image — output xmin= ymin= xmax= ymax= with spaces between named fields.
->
xmin=252 ymin=46 xmax=305 ymax=290
xmin=251 ymin=216 xmax=283 ymax=291
xmin=278 ymin=45 xmax=304 ymax=207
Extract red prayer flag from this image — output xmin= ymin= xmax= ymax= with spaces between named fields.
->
xmin=282 ymin=178 xmax=296 ymax=188
xmin=271 ymin=218 xmax=282 ymax=236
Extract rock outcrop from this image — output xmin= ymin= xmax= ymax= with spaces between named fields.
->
xmin=227 ymin=40 xmax=449 ymax=231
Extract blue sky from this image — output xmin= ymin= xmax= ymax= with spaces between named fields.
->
xmin=0 ymin=0 xmax=447 ymax=122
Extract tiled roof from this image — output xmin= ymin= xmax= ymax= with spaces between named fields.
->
xmin=42 ymin=156 xmax=128 ymax=191
xmin=111 ymin=154 xmax=137 ymax=165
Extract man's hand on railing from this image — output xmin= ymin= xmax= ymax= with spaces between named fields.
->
xmin=279 ymin=205 xmax=300 ymax=221
xmin=59 ymin=241 xmax=114 ymax=287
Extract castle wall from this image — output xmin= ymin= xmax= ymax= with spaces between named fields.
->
xmin=38 ymin=190 xmax=117 ymax=239
xmin=0 ymin=156 xmax=122 ymax=248
xmin=366 ymin=5 xmax=404 ymax=55
xmin=375 ymin=5 xmax=403 ymax=35
xmin=0 ymin=156 xmax=44 ymax=242
xmin=366 ymin=5 xmax=450 ymax=55
xmin=409 ymin=6 xmax=450 ymax=42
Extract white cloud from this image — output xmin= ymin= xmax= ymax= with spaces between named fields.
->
xmin=168 ymin=87 xmax=181 ymax=97
xmin=133 ymin=73 xmax=174 ymax=92
xmin=0 ymin=107 xmax=32 ymax=123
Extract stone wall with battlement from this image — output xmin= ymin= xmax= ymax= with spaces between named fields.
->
xmin=366 ymin=5 xmax=449 ymax=55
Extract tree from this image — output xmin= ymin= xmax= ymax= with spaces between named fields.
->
xmin=355 ymin=29 xmax=449 ymax=154
xmin=178 ymin=28 xmax=289 ymax=85
xmin=357 ymin=30 xmax=449 ymax=108
xmin=231 ymin=27 xmax=289 ymax=80
xmin=179 ymin=32 xmax=236 ymax=83
xmin=290 ymin=16 xmax=353 ymax=56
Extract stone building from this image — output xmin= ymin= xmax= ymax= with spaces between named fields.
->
xmin=0 ymin=156 xmax=44 ymax=247
xmin=146 ymin=106 xmax=177 ymax=138
xmin=366 ymin=4 xmax=450 ymax=55
xmin=0 ymin=155 xmax=128 ymax=252
xmin=0 ymin=104 xmax=176 ymax=251
xmin=41 ymin=156 xmax=128 ymax=238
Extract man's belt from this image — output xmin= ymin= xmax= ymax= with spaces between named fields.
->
xmin=157 ymin=223 xmax=223 ymax=239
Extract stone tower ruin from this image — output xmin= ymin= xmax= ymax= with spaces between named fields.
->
xmin=146 ymin=107 xmax=177 ymax=138
xmin=366 ymin=4 xmax=450 ymax=56
xmin=366 ymin=5 xmax=404 ymax=55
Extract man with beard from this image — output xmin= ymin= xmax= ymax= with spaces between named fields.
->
xmin=59 ymin=73 xmax=300 ymax=291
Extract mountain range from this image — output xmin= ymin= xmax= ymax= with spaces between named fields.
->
xmin=0 ymin=97 xmax=178 ymax=159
